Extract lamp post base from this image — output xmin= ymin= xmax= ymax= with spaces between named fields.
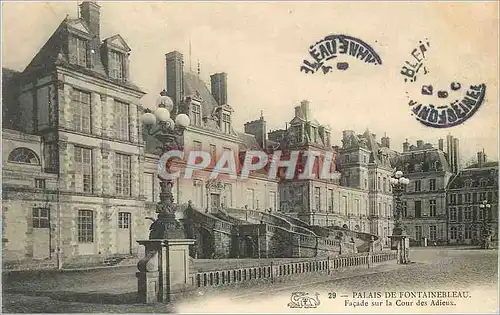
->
xmin=389 ymin=230 xmax=410 ymax=265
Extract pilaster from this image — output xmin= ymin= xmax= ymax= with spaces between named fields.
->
xmin=131 ymin=154 xmax=140 ymax=197
xmin=91 ymin=92 xmax=102 ymax=136
xmin=93 ymin=147 xmax=103 ymax=194
xmin=129 ymin=103 xmax=138 ymax=143
xmin=59 ymin=84 xmax=73 ymax=129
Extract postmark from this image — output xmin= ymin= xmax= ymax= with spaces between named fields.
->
xmin=300 ymin=34 xmax=382 ymax=74
xmin=401 ymin=39 xmax=487 ymax=128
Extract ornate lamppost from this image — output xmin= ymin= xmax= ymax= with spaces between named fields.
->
xmin=389 ymin=170 xmax=410 ymax=264
xmin=479 ymin=200 xmax=492 ymax=249
xmin=141 ymin=90 xmax=191 ymax=240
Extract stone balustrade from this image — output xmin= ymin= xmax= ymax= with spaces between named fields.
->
xmin=194 ymin=250 xmax=397 ymax=288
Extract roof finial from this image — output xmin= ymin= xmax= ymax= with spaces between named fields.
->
xmin=197 ymin=59 xmax=200 ymax=76
xmin=261 ymin=110 xmax=264 ymax=118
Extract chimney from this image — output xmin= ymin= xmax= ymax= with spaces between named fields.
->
xmin=294 ymin=106 xmax=302 ymax=118
xmin=210 ymin=72 xmax=228 ymax=105
xmin=417 ymin=140 xmax=424 ymax=149
xmin=477 ymin=151 xmax=485 ymax=168
xmin=300 ymin=100 xmax=310 ymax=121
xmin=381 ymin=136 xmax=390 ymax=148
xmin=165 ymin=51 xmax=184 ymax=108
xmin=244 ymin=118 xmax=267 ymax=149
xmin=453 ymin=138 xmax=460 ymax=173
xmin=403 ymin=139 xmax=409 ymax=152
xmin=79 ymin=1 xmax=101 ymax=40
xmin=438 ymin=138 xmax=444 ymax=151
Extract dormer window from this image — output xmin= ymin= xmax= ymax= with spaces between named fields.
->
xmin=191 ymin=103 xmax=201 ymax=126
xmin=311 ymin=126 xmax=317 ymax=143
xmin=109 ymin=50 xmax=124 ymax=80
xmin=75 ymin=36 xmax=89 ymax=68
xmin=222 ymin=112 xmax=231 ymax=134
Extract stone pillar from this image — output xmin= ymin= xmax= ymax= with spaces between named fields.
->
xmin=101 ymin=145 xmax=113 ymax=195
xmin=136 ymin=239 xmax=195 ymax=304
xmin=58 ymin=83 xmax=73 ymax=129
xmin=93 ymin=147 xmax=103 ymax=194
xmin=129 ymin=103 xmax=138 ymax=143
xmin=131 ymin=155 xmax=140 ymax=198
xmin=91 ymin=92 xmax=102 ymax=136
xmin=101 ymin=95 xmax=114 ymax=138
xmin=136 ymin=240 xmax=162 ymax=303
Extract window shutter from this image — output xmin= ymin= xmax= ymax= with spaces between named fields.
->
xmin=472 ymin=206 xmax=477 ymax=221
xmin=457 ymin=208 xmax=462 ymax=222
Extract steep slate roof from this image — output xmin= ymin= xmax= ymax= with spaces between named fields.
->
xmin=236 ymin=132 xmax=262 ymax=151
xmin=22 ymin=17 xmax=144 ymax=94
xmin=466 ymin=161 xmax=499 ymax=169
xmin=448 ymin=163 xmax=498 ymax=189
xmin=2 ymin=68 xmax=22 ymax=129
xmin=183 ymin=71 xmax=219 ymax=118
xmin=398 ymin=148 xmax=452 ymax=173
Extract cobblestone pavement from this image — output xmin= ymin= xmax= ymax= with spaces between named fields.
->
xmin=2 ymin=247 xmax=498 ymax=313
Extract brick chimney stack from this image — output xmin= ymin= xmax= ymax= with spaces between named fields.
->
xmin=210 ymin=73 xmax=228 ymax=105
xmin=79 ymin=1 xmax=101 ymax=40
xmin=165 ymin=51 xmax=184 ymax=107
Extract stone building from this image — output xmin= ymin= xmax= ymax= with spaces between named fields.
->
xmin=446 ymin=151 xmax=498 ymax=245
xmin=337 ymin=130 xmax=397 ymax=246
xmin=2 ymin=1 xmax=149 ymax=268
xmin=396 ymin=137 xmax=455 ymax=245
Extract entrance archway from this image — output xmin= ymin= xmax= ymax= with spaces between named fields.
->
xmin=196 ymin=227 xmax=215 ymax=259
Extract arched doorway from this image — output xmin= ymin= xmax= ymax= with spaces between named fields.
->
xmin=196 ymin=227 xmax=215 ymax=259
xmin=242 ymin=236 xmax=255 ymax=258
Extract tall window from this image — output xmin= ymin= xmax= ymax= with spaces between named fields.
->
xmin=464 ymin=225 xmax=472 ymax=239
xmin=402 ymin=201 xmax=408 ymax=217
xmin=465 ymin=193 xmax=472 ymax=203
xmin=415 ymin=226 xmax=422 ymax=240
xmin=449 ymin=194 xmax=457 ymax=204
xmin=43 ymin=143 xmax=58 ymax=173
xmin=429 ymin=200 xmax=436 ymax=217
xmin=429 ymin=179 xmax=436 ymax=191
xmin=356 ymin=199 xmax=360 ymax=216
xmin=311 ymin=126 xmax=317 ymax=143
xmin=429 ymin=226 xmax=437 ymax=240
xmin=32 ymin=208 xmax=50 ymax=228
xmin=193 ymin=140 xmax=202 ymax=151
xmin=115 ymin=154 xmax=131 ymax=196
xmin=110 ymin=50 xmax=124 ymax=80
xmin=342 ymin=196 xmax=348 ymax=216
xmin=144 ymin=173 xmax=154 ymax=202
xmin=75 ymin=37 xmax=88 ymax=67
xmin=114 ymin=101 xmax=129 ymax=141
xmin=191 ymin=104 xmax=201 ymax=126
xmin=222 ymin=113 xmax=231 ymax=133
xmin=78 ymin=210 xmax=94 ymax=243
xmin=118 ymin=212 xmax=131 ymax=229
xmin=450 ymin=226 xmax=457 ymax=239
xmin=464 ymin=206 xmax=472 ymax=221
xmin=449 ymin=207 xmax=457 ymax=221
xmin=72 ymin=90 xmax=91 ymax=133
xmin=295 ymin=126 xmax=303 ymax=143
xmin=328 ymin=189 xmax=334 ymax=212
xmin=414 ymin=180 xmax=421 ymax=192
xmin=74 ymin=146 xmax=92 ymax=193
xmin=209 ymin=144 xmax=217 ymax=164
xmin=383 ymin=178 xmax=387 ymax=192
xmin=314 ymin=187 xmax=321 ymax=211
xmin=414 ymin=200 xmax=422 ymax=218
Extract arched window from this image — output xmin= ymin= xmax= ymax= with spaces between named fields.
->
xmin=8 ymin=147 xmax=40 ymax=165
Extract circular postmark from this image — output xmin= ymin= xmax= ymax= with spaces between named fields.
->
xmin=400 ymin=39 xmax=487 ymax=128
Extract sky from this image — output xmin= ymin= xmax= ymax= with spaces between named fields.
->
xmin=2 ymin=1 xmax=499 ymax=165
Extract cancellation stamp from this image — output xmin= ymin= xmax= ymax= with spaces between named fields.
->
xmin=300 ymin=34 xmax=382 ymax=74
xmin=401 ymin=39 xmax=487 ymax=128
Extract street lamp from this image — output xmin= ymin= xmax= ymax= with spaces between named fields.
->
xmin=479 ymin=200 xmax=492 ymax=249
xmin=141 ymin=90 xmax=191 ymax=240
xmin=389 ymin=170 xmax=410 ymax=264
